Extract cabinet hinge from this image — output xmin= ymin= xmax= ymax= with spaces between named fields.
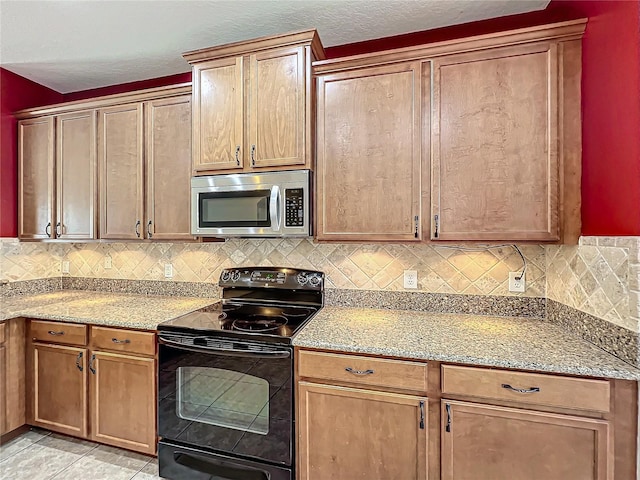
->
xmin=414 ymin=216 xmax=419 ymax=239
xmin=445 ymin=403 xmax=451 ymax=433
xmin=434 ymin=215 xmax=439 ymax=238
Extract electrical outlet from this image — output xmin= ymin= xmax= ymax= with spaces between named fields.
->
xmin=403 ymin=270 xmax=418 ymax=289
xmin=164 ymin=264 xmax=173 ymax=278
xmin=61 ymin=261 xmax=70 ymax=274
xmin=509 ymin=272 xmax=526 ymax=293
xmin=104 ymin=255 xmax=112 ymax=269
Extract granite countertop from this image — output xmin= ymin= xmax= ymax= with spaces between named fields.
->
xmin=1 ymin=290 xmax=217 ymax=329
xmin=293 ymin=306 xmax=640 ymax=381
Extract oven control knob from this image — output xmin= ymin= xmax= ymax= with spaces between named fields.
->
xmin=221 ymin=270 xmax=231 ymax=282
xmin=231 ymin=270 xmax=241 ymax=282
xmin=308 ymin=274 xmax=321 ymax=288
xmin=296 ymin=272 xmax=308 ymax=286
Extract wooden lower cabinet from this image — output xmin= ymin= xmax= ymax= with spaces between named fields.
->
xmin=26 ymin=321 xmax=157 ymax=454
xmin=298 ymin=382 xmax=428 ymax=480
xmin=441 ymin=400 xmax=611 ymax=480
xmin=29 ymin=343 xmax=88 ymax=438
xmin=0 ymin=344 xmax=6 ymax=434
xmin=90 ymin=351 xmax=156 ymax=454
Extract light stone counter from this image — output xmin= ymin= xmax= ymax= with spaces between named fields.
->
xmin=293 ymin=306 xmax=640 ymax=380
xmin=1 ymin=290 xmax=217 ymax=329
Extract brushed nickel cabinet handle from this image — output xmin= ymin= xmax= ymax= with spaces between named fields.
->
xmin=45 ymin=222 xmax=51 ymax=238
xmin=89 ymin=354 xmax=96 ymax=374
xmin=55 ymin=222 xmax=61 ymax=237
xmin=419 ymin=400 xmax=425 ymax=429
xmin=445 ymin=403 xmax=452 ymax=432
xmin=235 ymin=145 xmax=241 ymax=166
xmin=345 ymin=367 xmax=374 ymax=376
xmin=502 ymin=383 xmax=540 ymax=394
xmin=112 ymin=338 xmax=131 ymax=344
xmin=135 ymin=220 xmax=141 ymax=238
xmin=147 ymin=220 xmax=153 ymax=239
xmin=251 ymin=144 xmax=256 ymax=166
xmin=76 ymin=352 xmax=83 ymax=372
xmin=48 ymin=330 xmax=64 ymax=336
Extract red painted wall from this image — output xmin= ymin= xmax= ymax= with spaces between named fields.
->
xmin=0 ymin=68 xmax=63 ymax=237
xmin=63 ymin=71 xmax=191 ymax=102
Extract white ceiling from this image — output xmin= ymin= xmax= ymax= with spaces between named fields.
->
xmin=0 ymin=0 xmax=549 ymax=94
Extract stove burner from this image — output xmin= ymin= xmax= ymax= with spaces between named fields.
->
xmin=282 ymin=308 xmax=313 ymax=317
xmin=232 ymin=315 xmax=288 ymax=332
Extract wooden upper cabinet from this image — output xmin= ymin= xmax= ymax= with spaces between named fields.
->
xmin=145 ymin=95 xmax=193 ymax=240
xmin=441 ymin=400 xmax=611 ymax=480
xmin=431 ymin=43 xmax=560 ymax=241
xmin=316 ymin=62 xmax=423 ymax=241
xmin=184 ymin=30 xmax=324 ymax=174
xmin=249 ymin=46 xmax=305 ymax=168
xmin=98 ymin=103 xmax=144 ymax=240
xmin=18 ymin=117 xmax=55 ymax=239
xmin=56 ymin=110 xmax=97 ymax=240
xmin=192 ymin=57 xmax=244 ymax=172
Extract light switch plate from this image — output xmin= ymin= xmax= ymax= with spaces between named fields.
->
xmin=403 ymin=270 xmax=418 ymax=289
xmin=164 ymin=264 xmax=173 ymax=278
xmin=61 ymin=261 xmax=70 ymax=274
xmin=508 ymin=272 xmax=526 ymax=292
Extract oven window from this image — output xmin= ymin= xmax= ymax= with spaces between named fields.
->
xmin=177 ymin=367 xmax=269 ymax=435
xmin=199 ymin=190 xmax=271 ymax=227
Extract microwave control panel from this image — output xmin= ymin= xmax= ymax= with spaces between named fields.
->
xmin=285 ymin=188 xmax=304 ymax=227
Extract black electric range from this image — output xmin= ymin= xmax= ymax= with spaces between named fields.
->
xmin=158 ymin=266 xmax=323 ymax=344
xmin=157 ymin=267 xmax=324 ymax=480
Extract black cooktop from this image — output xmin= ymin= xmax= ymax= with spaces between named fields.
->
xmin=158 ymin=267 xmax=324 ymax=344
xmin=158 ymin=301 xmax=319 ymax=341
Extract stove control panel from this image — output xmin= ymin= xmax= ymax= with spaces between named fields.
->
xmin=219 ymin=267 xmax=324 ymax=291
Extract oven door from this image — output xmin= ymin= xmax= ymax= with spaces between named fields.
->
xmin=158 ymin=333 xmax=293 ymax=466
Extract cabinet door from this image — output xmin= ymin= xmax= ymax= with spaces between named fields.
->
xmin=18 ymin=117 xmax=55 ymax=239
xmin=431 ymin=43 xmax=559 ymax=241
xmin=90 ymin=351 xmax=156 ymax=454
xmin=248 ymin=46 xmax=306 ymax=168
xmin=56 ymin=110 xmax=97 ymax=240
xmin=192 ymin=57 xmax=244 ymax=172
xmin=441 ymin=400 xmax=611 ymax=480
xmin=316 ymin=62 xmax=422 ymax=241
xmin=0 ymin=344 xmax=5 ymax=435
xmin=29 ymin=343 xmax=88 ymax=438
xmin=145 ymin=95 xmax=193 ymax=240
xmin=298 ymin=382 xmax=427 ymax=480
xmin=98 ymin=103 xmax=144 ymax=239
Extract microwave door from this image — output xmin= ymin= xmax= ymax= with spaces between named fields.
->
xmin=193 ymin=186 xmax=278 ymax=236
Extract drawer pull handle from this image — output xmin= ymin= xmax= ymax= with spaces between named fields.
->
xmin=112 ymin=338 xmax=131 ymax=344
xmin=345 ymin=367 xmax=374 ymax=376
xmin=502 ymin=384 xmax=540 ymax=394
xmin=48 ymin=330 xmax=64 ymax=336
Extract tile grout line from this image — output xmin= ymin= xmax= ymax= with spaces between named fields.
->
xmin=44 ymin=435 xmax=100 ymax=479
xmin=0 ymin=429 xmax=52 ymax=464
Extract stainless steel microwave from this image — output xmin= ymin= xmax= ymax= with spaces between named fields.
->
xmin=191 ymin=170 xmax=311 ymax=237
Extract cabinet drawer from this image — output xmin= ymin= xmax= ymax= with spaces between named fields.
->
xmin=91 ymin=326 xmax=155 ymax=356
xmin=298 ymin=350 xmax=427 ymax=392
xmin=30 ymin=320 xmax=87 ymax=346
xmin=0 ymin=322 xmax=5 ymax=344
xmin=441 ymin=365 xmax=610 ymax=413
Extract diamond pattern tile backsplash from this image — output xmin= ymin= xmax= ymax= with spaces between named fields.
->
xmin=546 ymin=237 xmax=640 ymax=332
xmin=0 ymin=238 xmax=544 ymax=297
xmin=3 ymin=236 xmax=638 ymax=333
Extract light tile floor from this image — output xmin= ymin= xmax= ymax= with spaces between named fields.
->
xmin=0 ymin=429 xmax=163 ymax=480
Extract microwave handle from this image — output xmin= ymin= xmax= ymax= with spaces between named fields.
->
xmin=270 ymin=185 xmax=281 ymax=231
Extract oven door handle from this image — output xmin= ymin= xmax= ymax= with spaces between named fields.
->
xmin=269 ymin=185 xmax=281 ymax=232
xmin=158 ymin=335 xmax=291 ymax=358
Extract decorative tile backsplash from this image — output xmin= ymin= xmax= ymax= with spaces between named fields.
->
xmin=546 ymin=237 xmax=640 ymax=333
xmin=0 ymin=238 xmax=545 ymax=297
